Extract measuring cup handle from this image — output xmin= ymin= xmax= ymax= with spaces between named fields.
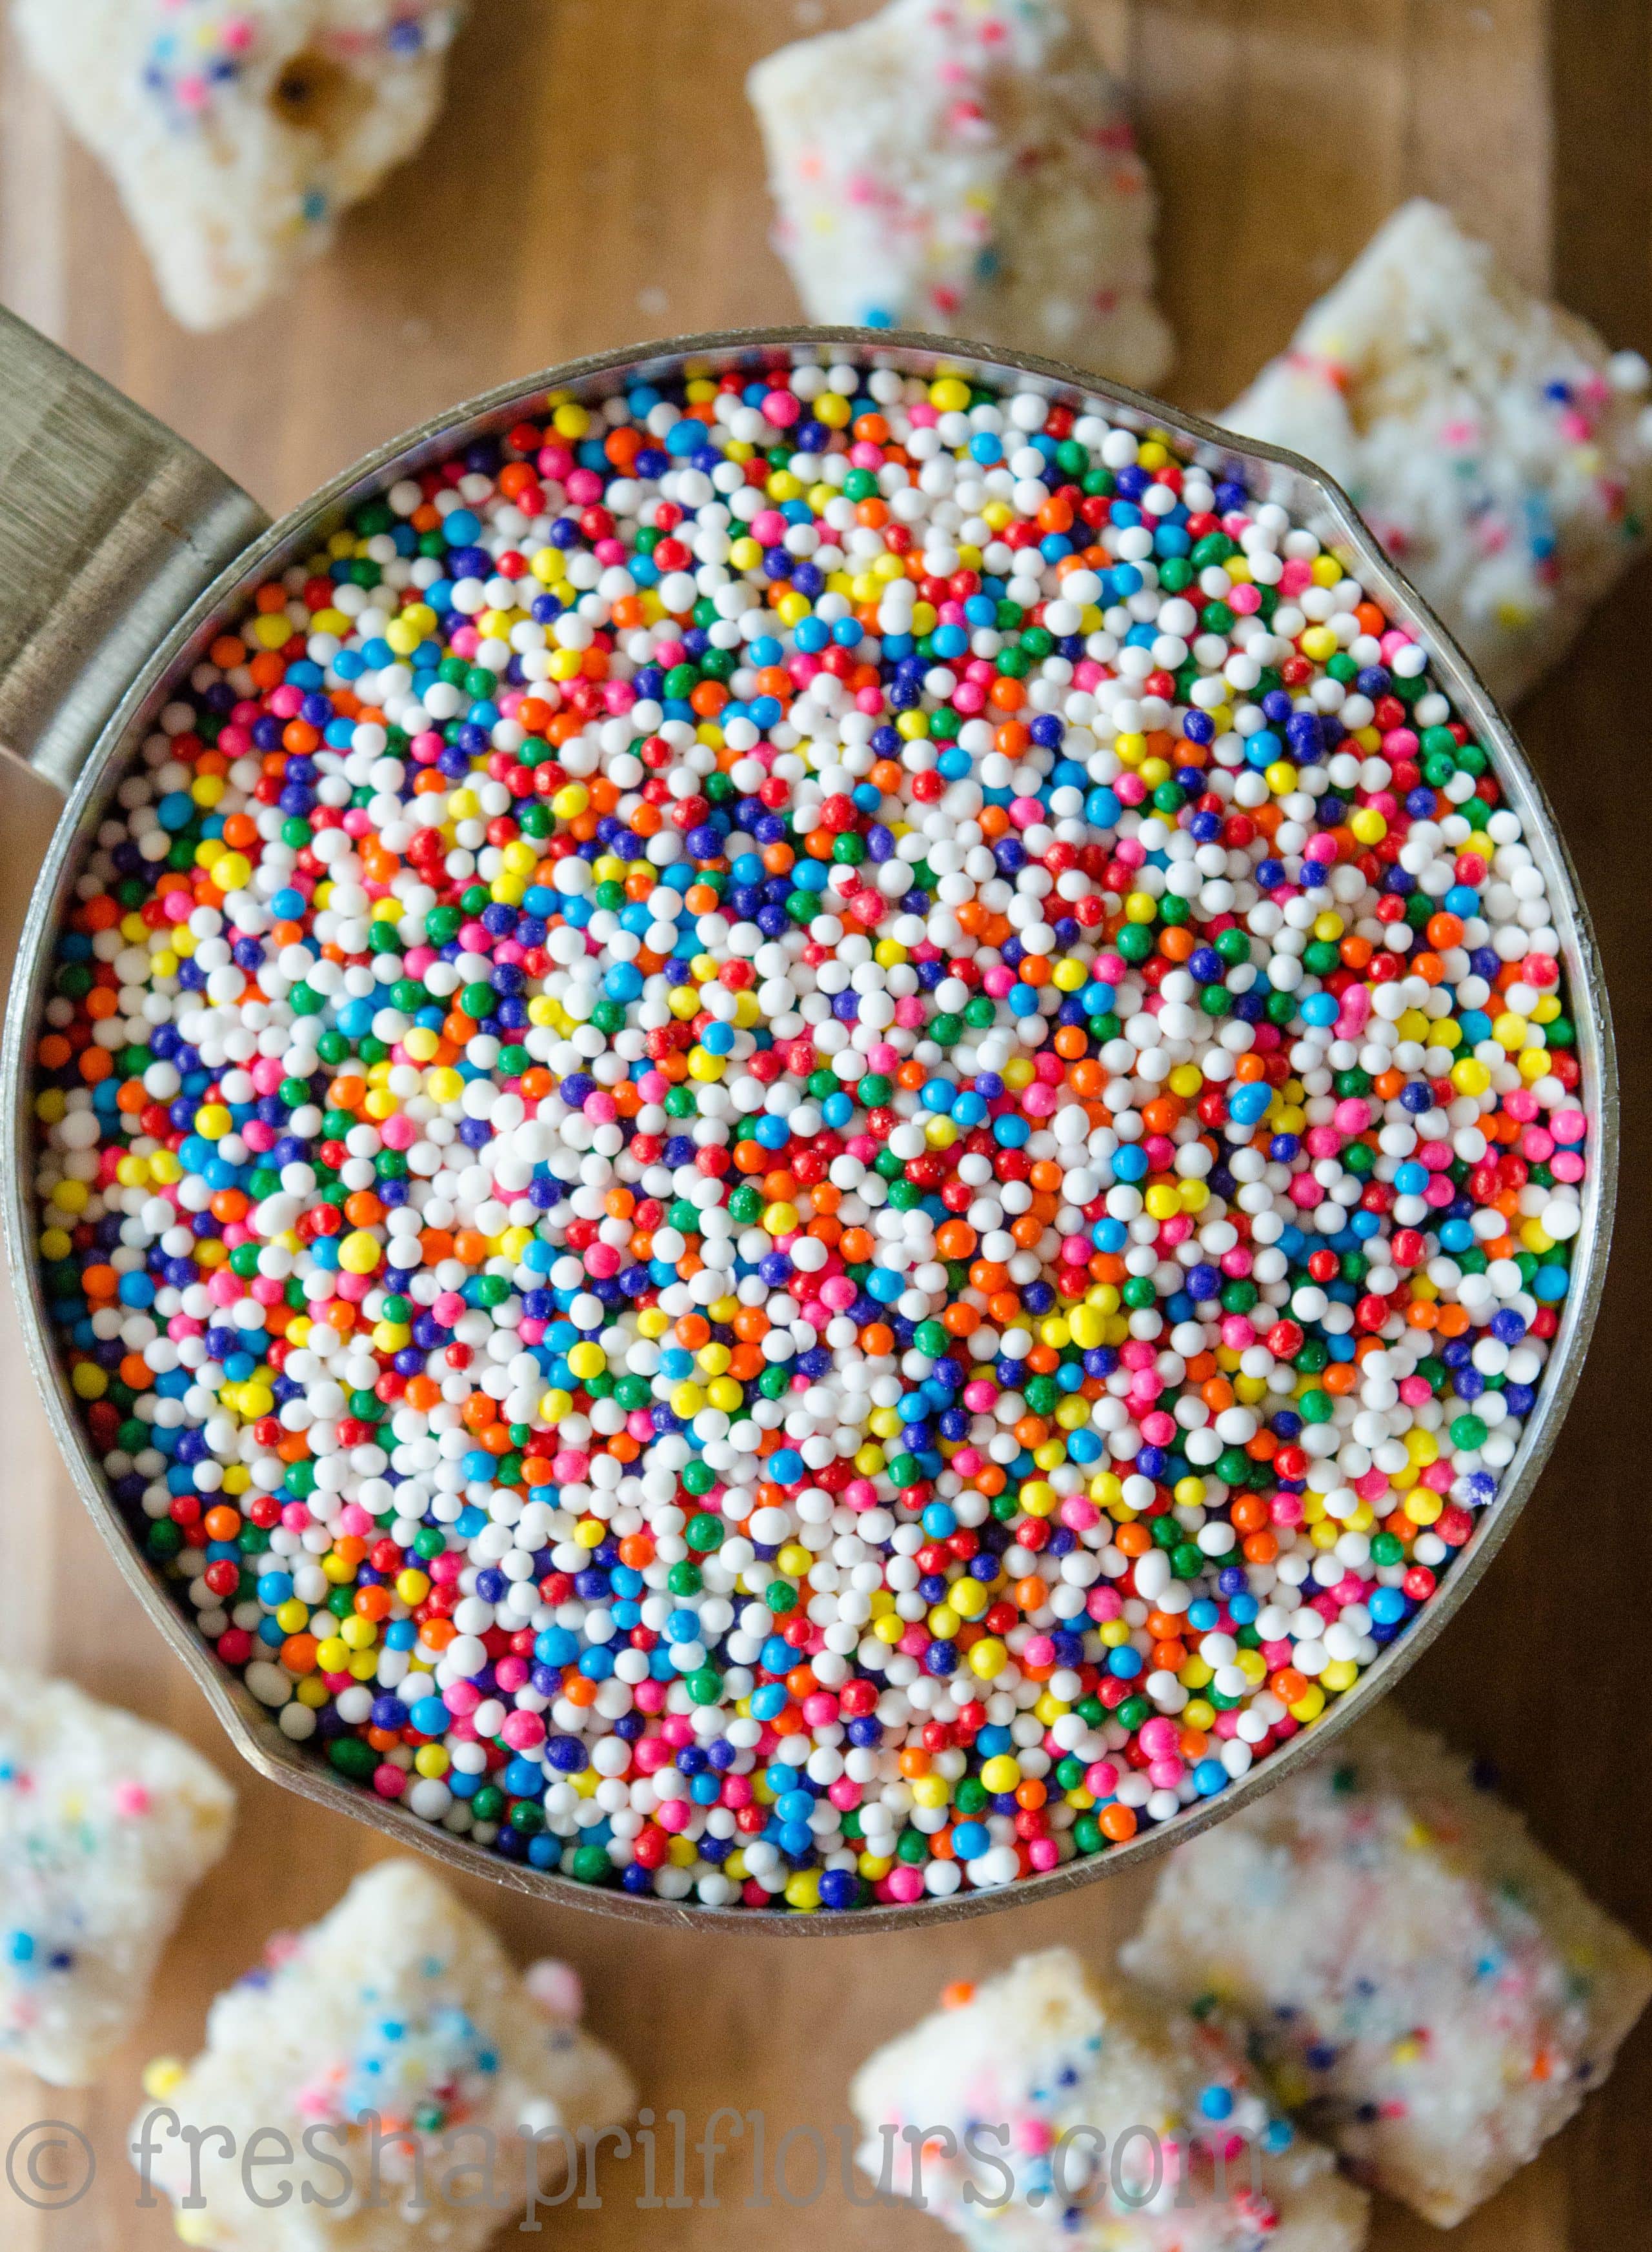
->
xmin=0 ymin=307 xmax=270 ymax=795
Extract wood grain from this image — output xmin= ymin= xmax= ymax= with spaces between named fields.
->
xmin=1 ymin=4 xmax=1649 ymax=2247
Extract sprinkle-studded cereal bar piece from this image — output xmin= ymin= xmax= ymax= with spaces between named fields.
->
xmin=851 ymin=1947 xmax=1369 ymax=2251
xmin=134 ymin=1859 xmax=634 ymax=2252
xmin=1123 ymin=1704 xmax=1652 ymax=2226
xmin=1222 ymin=198 xmax=1652 ymax=705
xmin=12 ymin=0 xmax=462 ymax=328
xmin=0 ymin=1667 xmax=234 ymax=2086
xmin=748 ymin=0 xmax=1171 ymax=387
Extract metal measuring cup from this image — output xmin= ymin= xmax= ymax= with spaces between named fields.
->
xmin=0 ymin=312 xmax=1617 ymax=1926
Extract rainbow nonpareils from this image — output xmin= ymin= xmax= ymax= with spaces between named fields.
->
xmin=33 ymin=357 xmax=1589 ymax=1911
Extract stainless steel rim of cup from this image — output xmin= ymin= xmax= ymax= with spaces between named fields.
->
xmin=0 ymin=327 xmax=1620 ymax=1931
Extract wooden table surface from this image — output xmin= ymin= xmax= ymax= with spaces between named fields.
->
xmin=1 ymin=4 xmax=1649 ymax=2247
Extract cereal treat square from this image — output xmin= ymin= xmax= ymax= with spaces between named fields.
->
xmin=1123 ymin=1705 xmax=1652 ymax=2226
xmin=133 ymin=1858 xmax=634 ymax=2252
xmin=12 ymin=0 xmax=463 ymax=329
xmin=851 ymin=1948 xmax=1369 ymax=2251
xmin=748 ymin=0 xmax=1171 ymax=388
xmin=0 ymin=1667 xmax=234 ymax=2087
xmin=1223 ymin=198 xmax=1652 ymax=706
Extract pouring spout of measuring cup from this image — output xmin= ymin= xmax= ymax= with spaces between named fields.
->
xmin=0 ymin=307 xmax=269 ymax=796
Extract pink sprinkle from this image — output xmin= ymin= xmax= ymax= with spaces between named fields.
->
xmin=525 ymin=1960 xmax=583 ymax=2020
